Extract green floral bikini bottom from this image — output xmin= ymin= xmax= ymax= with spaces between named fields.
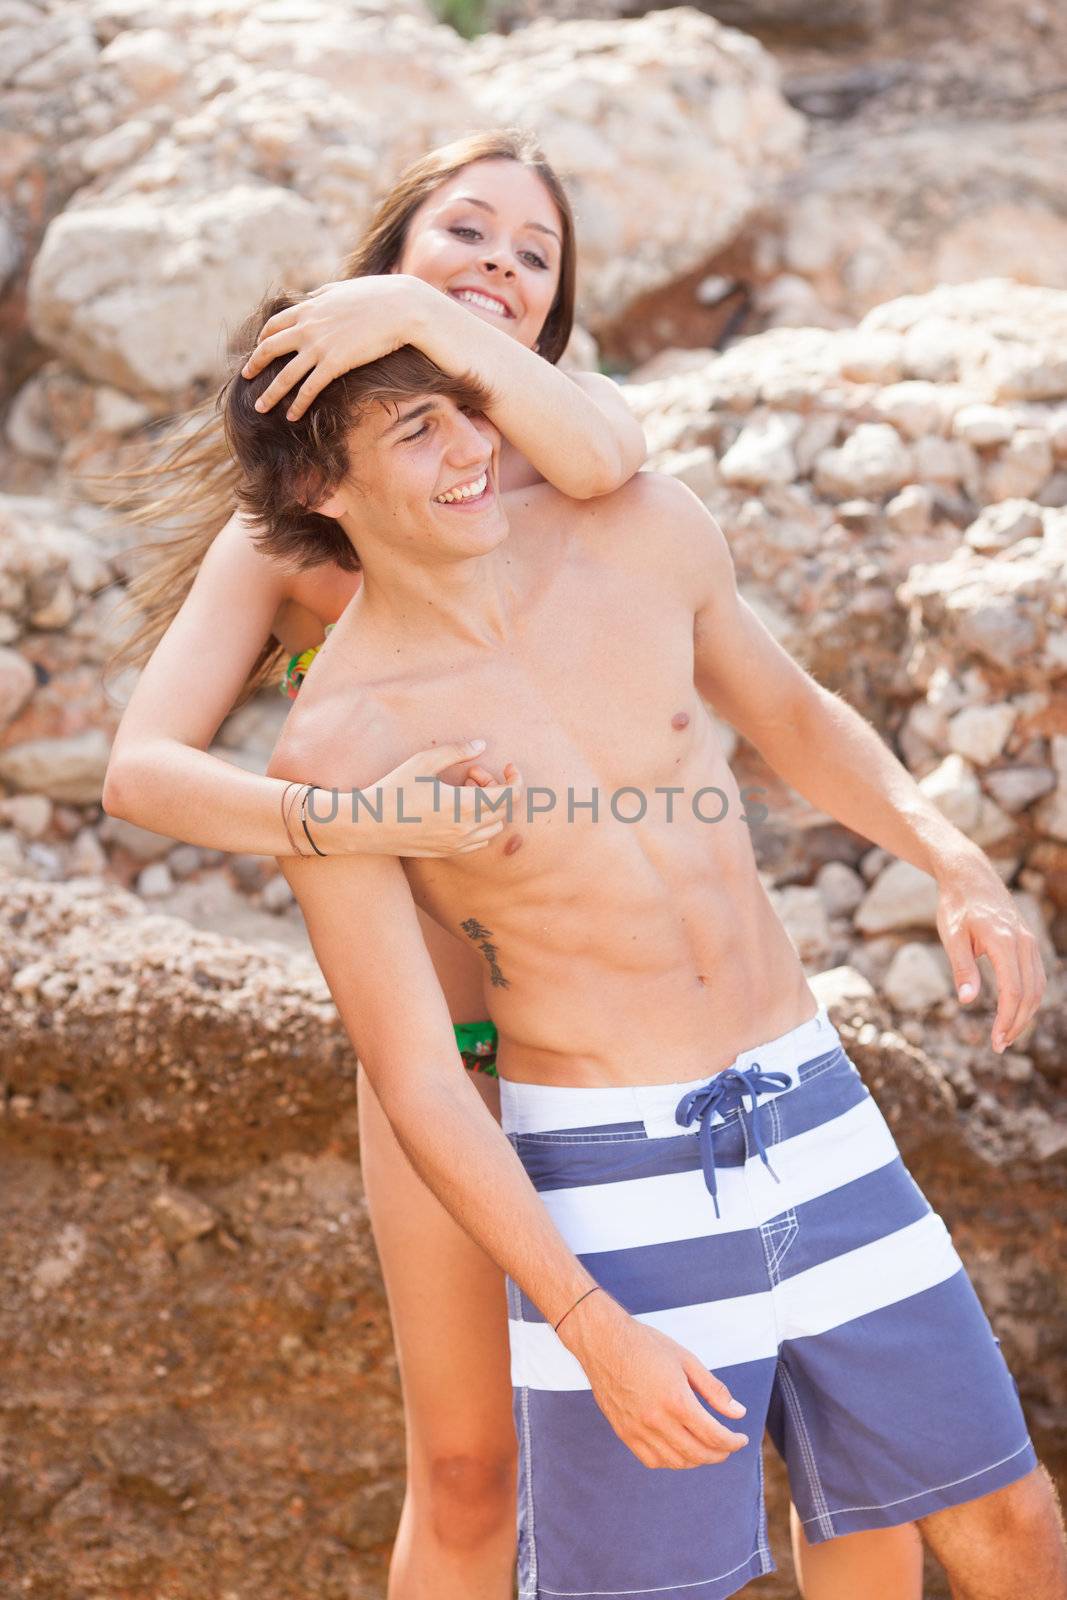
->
xmin=282 ymin=632 xmax=500 ymax=1079
xmin=453 ymin=1019 xmax=500 ymax=1079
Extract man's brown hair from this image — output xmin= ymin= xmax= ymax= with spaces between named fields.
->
xmin=221 ymin=294 xmax=494 ymax=571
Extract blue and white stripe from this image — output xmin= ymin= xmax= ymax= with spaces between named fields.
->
xmin=501 ymin=1005 xmax=1038 ymax=1600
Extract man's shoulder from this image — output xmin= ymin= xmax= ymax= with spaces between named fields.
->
xmin=268 ymin=690 xmax=340 ymax=788
xmin=508 ymin=470 xmax=700 ymax=540
xmin=267 ymin=650 xmax=395 ymax=791
xmin=568 ymin=471 xmax=727 ymax=589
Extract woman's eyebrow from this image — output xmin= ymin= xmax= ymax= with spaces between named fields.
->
xmin=448 ymin=194 xmax=560 ymax=245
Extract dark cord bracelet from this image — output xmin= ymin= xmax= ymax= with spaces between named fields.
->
xmin=554 ymin=1284 xmax=601 ymax=1334
xmin=300 ymin=785 xmax=328 ymax=858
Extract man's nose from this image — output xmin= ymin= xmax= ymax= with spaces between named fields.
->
xmin=447 ymin=410 xmax=494 ymax=463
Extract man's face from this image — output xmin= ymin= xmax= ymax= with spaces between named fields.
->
xmin=322 ymin=393 xmax=510 ymax=560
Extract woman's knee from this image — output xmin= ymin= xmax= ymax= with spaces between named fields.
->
xmin=422 ymin=1447 xmax=517 ymax=1550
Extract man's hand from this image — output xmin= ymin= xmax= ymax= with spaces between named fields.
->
xmin=558 ymin=1287 xmax=750 ymax=1470
xmin=936 ymin=850 xmax=1047 ymax=1053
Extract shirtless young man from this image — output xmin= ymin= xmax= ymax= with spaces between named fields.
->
xmin=229 ymin=340 xmax=1067 ymax=1600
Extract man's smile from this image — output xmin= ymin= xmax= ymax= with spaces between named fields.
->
xmin=433 ymin=468 xmax=492 ymax=507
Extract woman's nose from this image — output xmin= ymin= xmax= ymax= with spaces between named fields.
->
xmin=482 ymin=256 xmax=515 ymax=279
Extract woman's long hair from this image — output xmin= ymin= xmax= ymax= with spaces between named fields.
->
xmin=106 ymin=126 xmax=577 ymax=700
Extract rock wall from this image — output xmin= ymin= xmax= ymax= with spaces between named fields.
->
xmin=4 ymin=0 xmax=803 ymax=427
xmin=2 ymin=880 xmax=1064 ymax=1598
xmin=3 ymin=3 xmax=1067 ymax=1594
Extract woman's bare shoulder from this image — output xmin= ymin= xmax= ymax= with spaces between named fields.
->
xmin=205 ymin=509 xmax=289 ymax=594
xmin=208 ymin=509 xmax=360 ymax=637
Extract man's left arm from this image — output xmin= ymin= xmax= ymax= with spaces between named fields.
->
xmin=664 ymin=478 xmax=1045 ymax=1053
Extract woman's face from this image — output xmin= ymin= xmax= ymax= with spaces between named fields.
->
xmin=395 ymin=158 xmax=563 ymax=353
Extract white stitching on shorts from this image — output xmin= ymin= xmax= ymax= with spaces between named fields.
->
xmin=778 ymin=1361 xmax=836 ymax=1540
xmin=520 ymin=1381 xmax=539 ymax=1592
xmin=801 ymin=1436 xmax=1036 ymax=1522
xmin=535 ymin=1544 xmax=770 ymax=1594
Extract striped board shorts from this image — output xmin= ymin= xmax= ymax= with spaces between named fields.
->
xmin=499 ymin=1003 xmax=1038 ymax=1600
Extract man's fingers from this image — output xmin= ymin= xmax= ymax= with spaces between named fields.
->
xmin=629 ymin=1429 xmax=701 ymax=1471
xmin=942 ymin=922 xmax=982 ymax=1005
xmin=1029 ymin=938 xmax=1048 ymax=1021
xmin=644 ymin=1402 xmax=744 ymax=1469
xmin=985 ymin=938 xmax=1024 ymax=1051
xmin=677 ymin=1391 xmax=749 ymax=1456
xmin=683 ymin=1355 xmax=746 ymax=1419
xmin=1005 ymin=933 xmax=1043 ymax=1047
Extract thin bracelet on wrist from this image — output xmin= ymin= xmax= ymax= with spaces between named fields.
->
xmin=554 ymin=1284 xmax=601 ymax=1334
xmin=281 ymin=782 xmax=311 ymax=857
xmin=300 ymin=784 xmax=328 ymax=858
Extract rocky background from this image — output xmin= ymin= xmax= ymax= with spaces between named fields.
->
xmin=1 ymin=0 xmax=1066 ymax=1596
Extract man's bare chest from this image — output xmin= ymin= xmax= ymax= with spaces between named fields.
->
xmin=319 ymin=574 xmax=703 ymax=807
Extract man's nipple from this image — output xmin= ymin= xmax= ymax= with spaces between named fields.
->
xmin=671 ymin=711 xmax=690 ymax=730
xmin=503 ymin=832 xmax=523 ymax=857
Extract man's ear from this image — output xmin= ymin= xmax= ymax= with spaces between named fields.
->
xmin=297 ymin=469 xmax=347 ymax=518
xmin=310 ymin=485 xmax=347 ymax=518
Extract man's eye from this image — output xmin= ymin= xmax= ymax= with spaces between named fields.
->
xmin=402 ymin=423 xmax=430 ymax=442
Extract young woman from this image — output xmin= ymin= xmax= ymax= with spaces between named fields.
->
xmin=104 ymin=129 xmax=923 ymax=1600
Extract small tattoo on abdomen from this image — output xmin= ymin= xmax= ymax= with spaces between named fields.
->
xmin=460 ymin=916 xmax=511 ymax=989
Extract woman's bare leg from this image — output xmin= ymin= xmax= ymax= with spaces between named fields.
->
xmin=358 ymin=1061 xmax=516 ymax=1600
xmin=791 ymin=1502 xmax=924 ymax=1599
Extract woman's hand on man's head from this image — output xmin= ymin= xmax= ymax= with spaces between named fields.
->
xmin=240 ymin=275 xmax=429 ymax=423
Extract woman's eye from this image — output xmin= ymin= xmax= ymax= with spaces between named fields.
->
xmin=450 ymin=222 xmax=547 ymax=270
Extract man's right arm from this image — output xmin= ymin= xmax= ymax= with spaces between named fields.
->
xmin=269 ymin=738 xmax=749 ymax=1468
xmin=280 ymin=842 xmax=600 ymax=1328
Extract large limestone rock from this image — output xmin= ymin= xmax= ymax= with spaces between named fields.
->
xmin=0 ymin=493 xmax=126 ymax=791
xmin=0 ymin=728 xmax=112 ymax=804
xmin=0 ymin=873 xmax=402 ymax=1596
xmin=626 ymin=282 xmax=1067 ymax=725
xmin=28 ymin=187 xmax=334 ymax=398
xmin=20 ymin=3 xmax=803 ymax=405
xmin=466 ymin=10 xmax=805 ymax=324
xmin=766 ymin=120 xmax=1067 ymax=324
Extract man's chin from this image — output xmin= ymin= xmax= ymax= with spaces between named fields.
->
xmin=431 ymin=501 xmax=509 ymax=549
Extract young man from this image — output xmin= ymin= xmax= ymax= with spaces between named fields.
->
xmin=232 ymin=340 xmax=1066 ymax=1600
